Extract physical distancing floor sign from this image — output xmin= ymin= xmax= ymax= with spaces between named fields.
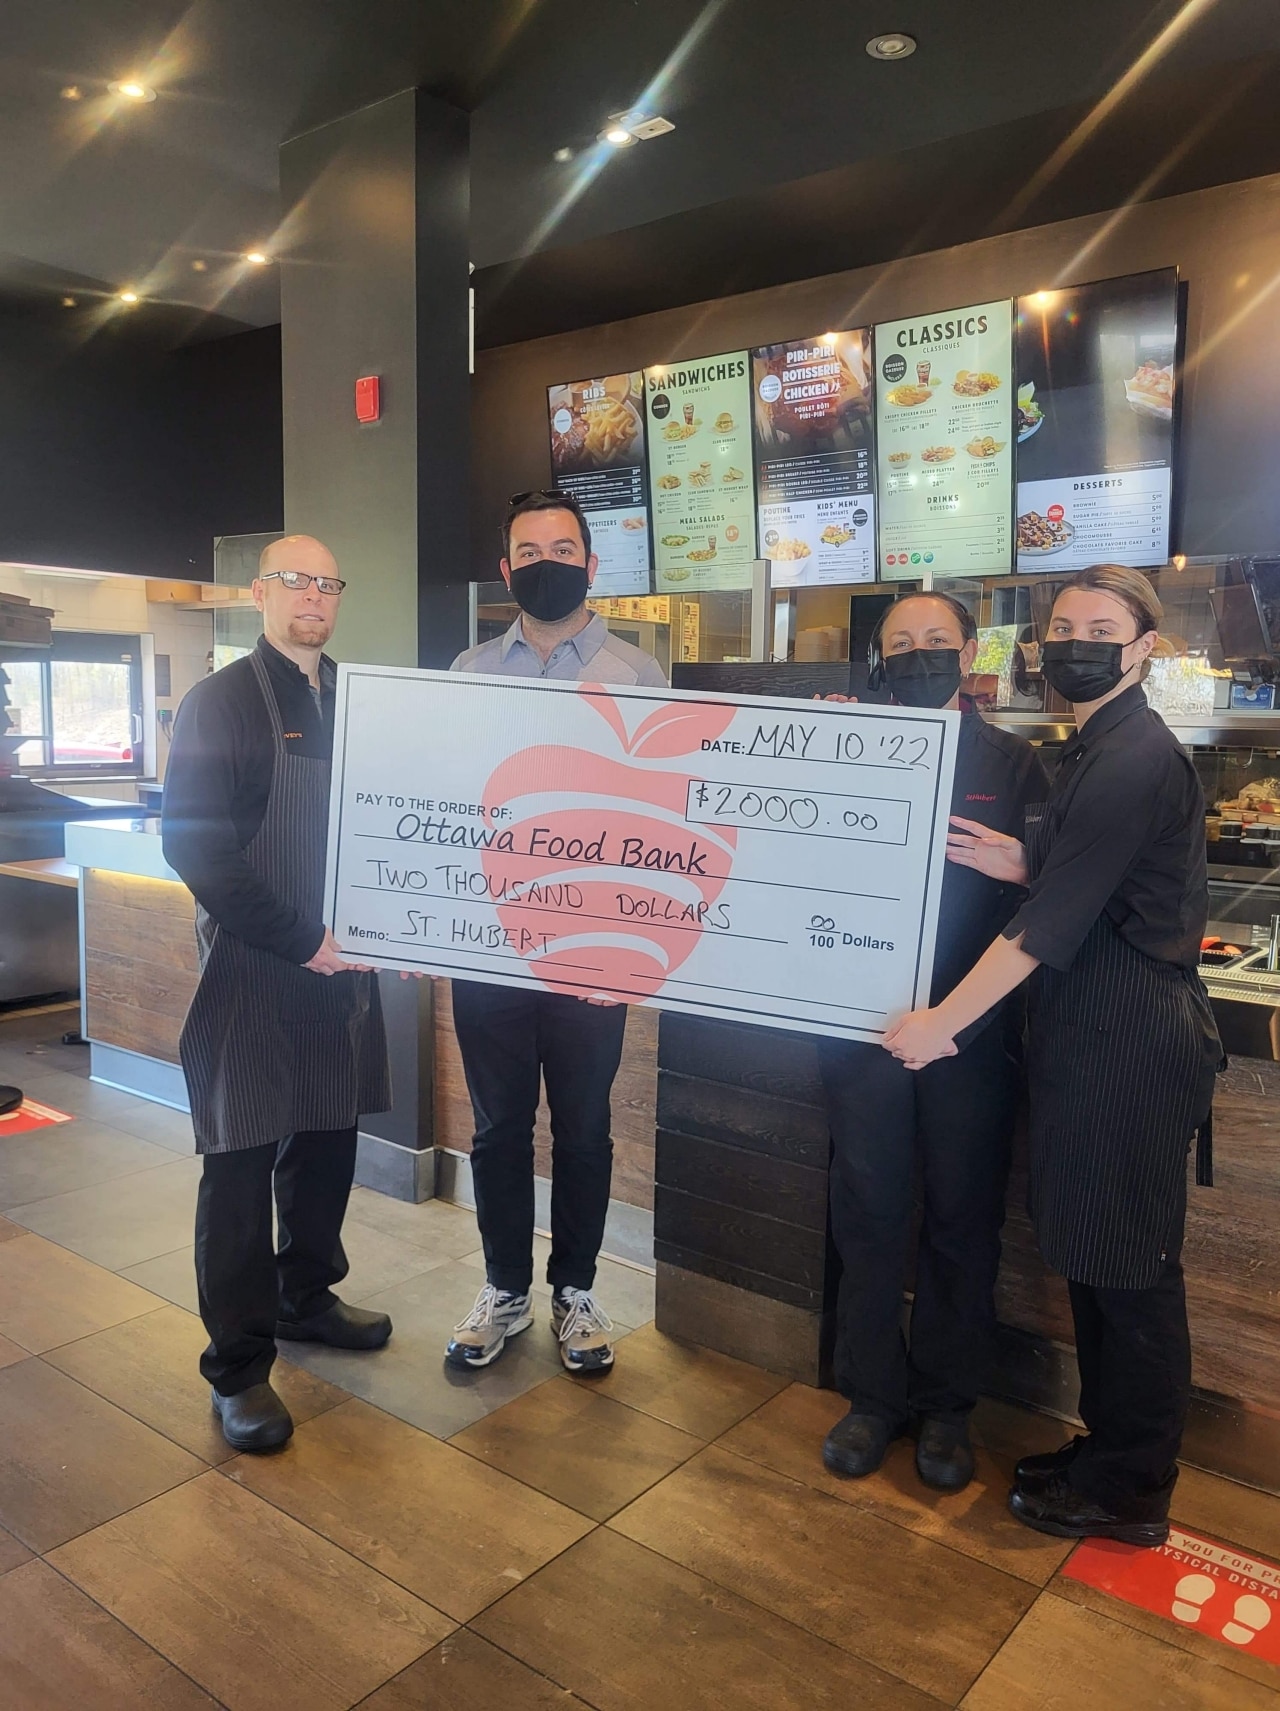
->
xmin=1063 ymin=1526 xmax=1280 ymax=1664
xmin=0 ymin=1098 xmax=74 ymax=1135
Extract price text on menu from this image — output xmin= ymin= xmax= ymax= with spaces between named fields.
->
xmin=874 ymin=299 xmax=1015 ymax=579
xmin=324 ymin=667 xmax=960 ymax=1043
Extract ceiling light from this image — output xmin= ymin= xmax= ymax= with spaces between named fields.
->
xmin=191 ymin=259 xmax=207 ymax=272
xmin=601 ymin=124 xmax=636 ymax=148
xmin=822 ymin=332 xmax=839 ymax=345
xmin=600 ymin=111 xmax=675 ymax=149
xmin=865 ymin=33 xmax=917 ymax=60
xmin=109 ymin=80 xmax=156 ymax=102
xmin=118 ymin=289 xmax=139 ymax=304
xmin=1031 ymin=290 xmax=1054 ymax=307
xmin=60 ymin=296 xmax=77 ymax=308
xmin=60 ymin=86 xmax=82 ymax=102
xmin=553 ymin=146 xmax=574 ymax=163
xmin=243 ymin=251 xmax=269 ymax=266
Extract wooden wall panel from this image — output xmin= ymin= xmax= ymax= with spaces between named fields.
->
xmin=82 ymin=871 xmax=198 ymax=1067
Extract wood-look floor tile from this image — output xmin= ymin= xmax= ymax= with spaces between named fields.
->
xmin=610 ymin=1443 xmax=1034 ymax=1702
xmin=969 ymin=1394 xmax=1079 ymax=1465
xmin=0 ymin=1358 xmax=203 ymax=1551
xmin=6 ymin=1155 xmax=201 ymax=1271
xmin=0 ymin=1328 xmax=28 ymax=1369
xmin=0 ymin=1558 xmax=218 ymax=1709
xmin=45 ymin=1304 xmax=348 ymax=1463
xmin=0 ymin=1212 xmax=24 ymax=1241
xmin=452 ymin=1375 xmax=703 ymax=1521
xmin=49 ymin=1471 xmax=451 ymax=1711
xmin=1172 ymin=1464 xmax=1280 ymax=1562
xmin=719 ymin=1383 xmax=1072 ymax=1585
xmin=226 ymin=1397 xmax=593 ymax=1621
xmin=0 ymin=1231 xmax=163 ymax=1353
xmin=357 ymin=1628 xmax=591 ymax=1709
xmin=474 ymin=1526 xmax=941 ymax=1711
xmin=962 ymin=1590 xmax=1280 ymax=1708
xmin=585 ymin=1320 xmax=787 ymax=1439
xmin=0 ymin=1520 xmax=32 ymax=1575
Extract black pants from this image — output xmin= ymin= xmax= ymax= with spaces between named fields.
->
xmin=1066 ymin=1175 xmax=1191 ymax=1519
xmin=819 ymin=1020 xmax=1018 ymax=1426
xmin=194 ymin=1125 xmax=358 ymax=1394
xmin=451 ymin=980 xmax=626 ymax=1295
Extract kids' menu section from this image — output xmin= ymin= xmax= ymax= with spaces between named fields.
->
xmin=752 ymin=331 xmax=876 ymax=587
xmin=1013 ymin=269 xmax=1179 ymax=572
xmin=645 ymin=353 xmax=757 ymax=591
xmin=547 ymin=371 xmax=652 ymax=596
xmin=874 ymin=300 xmax=1015 ymax=580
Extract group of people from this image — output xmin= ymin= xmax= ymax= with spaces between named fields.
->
xmin=162 ymin=491 xmax=1218 ymax=1551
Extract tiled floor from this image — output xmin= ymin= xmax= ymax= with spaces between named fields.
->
xmin=1 ymin=1007 xmax=1278 ymax=1709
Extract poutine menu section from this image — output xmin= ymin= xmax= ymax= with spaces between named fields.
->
xmin=548 ymin=371 xmax=652 ymax=596
xmin=752 ymin=331 xmax=876 ymax=587
xmin=1014 ymin=270 xmax=1178 ymax=571
xmin=646 ymin=352 xmax=756 ymax=590
xmin=874 ymin=300 xmax=1014 ymax=579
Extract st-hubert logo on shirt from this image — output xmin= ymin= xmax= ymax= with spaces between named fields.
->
xmin=283 ymin=731 xmax=304 ymax=740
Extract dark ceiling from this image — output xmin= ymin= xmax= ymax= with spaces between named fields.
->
xmin=4 ymin=0 xmax=1280 ymax=348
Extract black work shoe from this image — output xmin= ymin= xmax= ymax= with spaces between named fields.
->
xmin=1014 ymin=1434 xmax=1085 ymax=1495
xmin=276 ymin=1300 xmax=392 ymax=1350
xmin=822 ymin=1410 xmax=897 ymax=1479
xmin=915 ymin=1418 xmax=975 ymax=1492
xmin=1008 ymin=1474 xmax=1169 ymax=1547
xmin=212 ymin=1383 xmax=294 ymax=1452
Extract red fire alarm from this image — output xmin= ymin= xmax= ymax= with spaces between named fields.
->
xmin=355 ymin=375 xmax=380 ymax=423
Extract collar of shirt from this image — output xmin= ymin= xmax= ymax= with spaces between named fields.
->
xmin=256 ymin=632 xmax=336 ymax=696
xmin=1063 ymin=682 xmax=1148 ymax=760
xmin=499 ymin=612 xmax=606 ymax=668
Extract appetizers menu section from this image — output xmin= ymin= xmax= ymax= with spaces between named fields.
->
xmin=752 ymin=330 xmax=876 ymax=587
xmin=646 ymin=352 xmax=757 ymax=591
xmin=548 ymin=371 xmax=652 ymax=596
xmin=872 ymin=299 xmax=1015 ymax=580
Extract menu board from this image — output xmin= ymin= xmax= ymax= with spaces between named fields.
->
xmin=1014 ymin=270 xmax=1178 ymax=571
xmin=646 ymin=352 xmax=756 ymax=591
xmin=752 ymin=331 xmax=876 ymax=587
xmin=547 ymin=371 xmax=651 ymax=597
xmin=874 ymin=300 xmax=1014 ymax=580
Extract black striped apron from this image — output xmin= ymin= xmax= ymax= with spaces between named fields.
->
xmin=179 ymin=648 xmax=391 ymax=1154
xmin=1023 ymin=808 xmax=1218 ymax=1290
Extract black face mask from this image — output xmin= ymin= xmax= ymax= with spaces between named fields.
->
xmin=508 ymin=559 xmax=590 ymax=623
xmin=1040 ymin=639 xmax=1131 ymax=703
xmin=882 ymin=648 xmax=963 ymax=709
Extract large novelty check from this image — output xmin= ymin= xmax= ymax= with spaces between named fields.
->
xmin=324 ymin=668 xmax=959 ymax=1043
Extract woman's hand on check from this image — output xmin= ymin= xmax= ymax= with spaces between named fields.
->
xmin=812 ymin=693 xmax=859 ymax=702
xmin=946 ymin=817 xmax=1029 ymax=885
xmin=882 ymin=1008 xmax=958 ymax=1070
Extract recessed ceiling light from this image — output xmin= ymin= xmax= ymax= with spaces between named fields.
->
xmin=600 ymin=112 xmax=675 ymax=149
xmin=1031 ymin=290 xmax=1054 ymax=307
xmin=822 ymin=332 xmax=839 ymax=345
xmin=552 ymin=146 xmax=574 ymax=163
xmin=191 ymin=259 xmax=207 ymax=272
xmin=601 ymin=124 xmax=636 ymax=148
xmin=61 ymin=296 xmax=77 ymax=308
xmin=243 ymin=251 xmax=269 ymax=266
xmin=109 ymin=80 xmax=156 ymax=102
xmin=118 ymin=289 xmax=139 ymax=304
xmin=60 ymin=85 xmax=82 ymax=102
xmin=865 ymin=33 xmax=917 ymax=60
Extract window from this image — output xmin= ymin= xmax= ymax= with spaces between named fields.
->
xmin=6 ymin=633 xmax=144 ymax=776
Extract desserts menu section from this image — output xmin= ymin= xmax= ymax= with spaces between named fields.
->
xmin=646 ymin=352 xmax=756 ymax=590
xmin=548 ymin=371 xmax=651 ymax=596
xmin=752 ymin=331 xmax=876 ymax=587
xmin=1014 ymin=269 xmax=1179 ymax=572
xmin=874 ymin=300 xmax=1014 ymax=579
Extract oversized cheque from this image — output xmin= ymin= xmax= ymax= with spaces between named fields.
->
xmin=324 ymin=668 xmax=959 ymax=1043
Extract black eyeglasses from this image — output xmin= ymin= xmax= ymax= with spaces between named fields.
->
xmin=507 ymin=489 xmax=576 ymax=508
xmin=259 ymin=570 xmax=346 ymax=595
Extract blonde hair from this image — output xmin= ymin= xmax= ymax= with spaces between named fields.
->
xmin=1057 ymin=564 xmax=1163 ymax=636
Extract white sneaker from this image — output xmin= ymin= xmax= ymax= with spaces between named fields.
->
xmin=445 ymin=1284 xmax=533 ymax=1369
xmin=551 ymin=1287 xmax=615 ymax=1374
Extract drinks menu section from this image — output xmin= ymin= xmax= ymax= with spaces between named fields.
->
xmin=874 ymin=300 xmax=1014 ymax=579
xmin=646 ymin=352 xmax=756 ymax=591
xmin=1014 ymin=270 xmax=1178 ymax=572
xmin=752 ymin=330 xmax=876 ymax=587
xmin=548 ymin=371 xmax=651 ymax=596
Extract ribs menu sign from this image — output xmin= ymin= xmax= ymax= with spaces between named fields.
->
xmin=547 ymin=371 xmax=651 ymax=596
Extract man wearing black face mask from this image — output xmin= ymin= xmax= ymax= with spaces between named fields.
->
xmin=817 ymin=593 xmax=1049 ymax=1492
xmin=445 ymin=493 xmax=667 ymax=1376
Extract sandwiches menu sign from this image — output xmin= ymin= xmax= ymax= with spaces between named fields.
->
xmin=874 ymin=300 xmax=1015 ymax=579
xmin=646 ymin=352 xmax=756 ymax=591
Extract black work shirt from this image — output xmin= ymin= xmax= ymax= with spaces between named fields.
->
xmin=1002 ymin=684 xmax=1207 ymax=972
xmin=932 ymin=711 xmax=1050 ymax=1007
xmin=161 ymin=635 xmax=335 ymax=964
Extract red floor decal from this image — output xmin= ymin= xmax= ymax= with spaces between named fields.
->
xmin=0 ymin=1098 xmax=74 ymax=1134
xmin=1064 ymin=1527 xmax=1280 ymax=1663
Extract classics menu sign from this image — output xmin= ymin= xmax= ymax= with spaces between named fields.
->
xmin=1014 ymin=270 xmax=1179 ymax=572
xmin=752 ymin=330 xmax=876 ymax=586
xmin=646 ymin=352 xmax=756 ymax=591
xmin=874 ymin=300 xmax=1015 ymax=579
xmin=548 ymin=371 xmax=651 ymax=597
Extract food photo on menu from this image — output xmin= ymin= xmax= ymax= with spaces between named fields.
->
xmin=1013 ymin=269 xmax=1179 ymax=572
xmin=751 ymin=330 xmax=876 ymax=587
xmin=547 ymin=370 xmax=652 ymax=595
xmin=645 ymin=351 xmax=756 ymax=591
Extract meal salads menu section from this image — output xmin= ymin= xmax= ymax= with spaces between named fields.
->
xmin=646 ymin=352 xmax=756 ymax=590
xmin=874 ymin=300 xmax=1014 ymax=579
xmin=1014 ymin=270 xmax=1179 ymax=572
xmin=752 ymin=331 xmax=876 ymax=586
xmin=548 ymin=371 xmax=651 ymax=596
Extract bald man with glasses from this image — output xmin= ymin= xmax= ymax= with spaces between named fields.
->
xmin=163 ymin=535 xmax=392 ymax=1451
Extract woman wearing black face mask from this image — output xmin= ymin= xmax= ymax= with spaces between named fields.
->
xmin=886 ymin=565 xmax=1220 ymax=1547
xmin=818 ymin=594 xmax=1048 ymax=1494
